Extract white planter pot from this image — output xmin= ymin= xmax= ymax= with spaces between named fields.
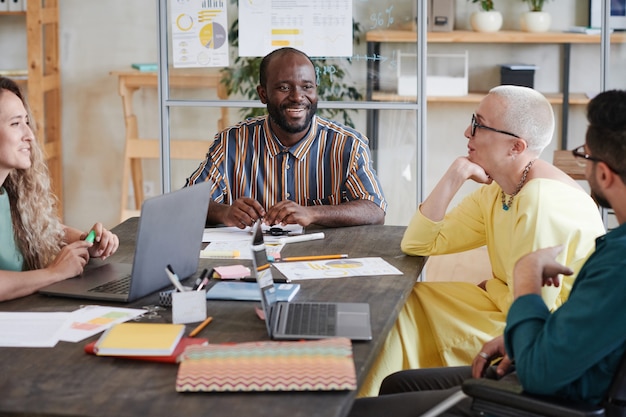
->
xmin=520 ymin=11 xmax=551 ymax=33
xmin=470 ymin=11 xmax=503 ymax=33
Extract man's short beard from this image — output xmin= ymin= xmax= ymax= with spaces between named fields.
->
xmin=591 ymin=190 xmax=612 ymax=210
xmin=268 ymin=102 xmax=317 ymax=134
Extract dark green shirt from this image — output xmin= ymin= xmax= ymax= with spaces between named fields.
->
xmin=505 ymin=222 xmax=626 ymax=404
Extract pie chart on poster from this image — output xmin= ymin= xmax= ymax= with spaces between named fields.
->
xmin=176 ymin=14 xmax=193 ymax=31
xmin=326 ymin=259 xmax=364 ymax=269
xmin=199 ymin=22 xmax=227 ymax=49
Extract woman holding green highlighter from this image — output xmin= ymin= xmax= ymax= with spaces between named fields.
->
xmin=0 ymin=77 xmax=119 ymax=301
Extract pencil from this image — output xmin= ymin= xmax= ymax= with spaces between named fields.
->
xmin=279 ymin=254 xmax=348 ymax=262
xmin=257 ymin=263 xmax=271 ymax=271
xmin=189 ymin=316 xmax=213 ymax=337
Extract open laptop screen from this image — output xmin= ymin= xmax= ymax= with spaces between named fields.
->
xmin=250 ymin=220 xmax=277 ymax=337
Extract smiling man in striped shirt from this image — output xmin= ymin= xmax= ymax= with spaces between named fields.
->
xmin=185 ymin=47 xmax=387 ymax=229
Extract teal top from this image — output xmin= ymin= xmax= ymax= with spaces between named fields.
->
xmin=505 ymin=222 xmax=626 ymax=404
xmin=0 ymin=187 xmax=24 ymax=271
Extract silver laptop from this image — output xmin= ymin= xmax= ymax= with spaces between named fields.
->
xmin=250 ymin=220 xmax=372 ymax=341
xmin=39 ymin=182 xmax=212 ymax=302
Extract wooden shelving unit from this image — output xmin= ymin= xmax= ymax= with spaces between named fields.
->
xmin=367 ymin=29 xmax=626 ymax=44
xmin=365 ymin=29 xmax=626 ymax=149
xmin=0 ymin=0 xmax=63 ymax=218
xmin=372 ymin=91 xmax=591 ymax=105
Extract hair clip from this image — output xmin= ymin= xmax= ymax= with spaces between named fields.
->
xmin=267 ymin=227 xmax=289 ymax=236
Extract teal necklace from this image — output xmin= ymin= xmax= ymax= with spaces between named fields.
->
xmin=501 ymin=160 xmax=535 ymax=211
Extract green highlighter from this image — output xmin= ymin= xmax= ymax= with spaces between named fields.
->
xmin=85 ymin=230 xmax=96 ymax=243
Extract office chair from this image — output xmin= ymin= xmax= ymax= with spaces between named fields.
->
xmin=460 ymin=350 xmax=626 ymax=417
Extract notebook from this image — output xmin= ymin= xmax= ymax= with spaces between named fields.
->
xmin=85 ymin=336 xmax=208 ymax=363
xmin=176 ymin=338 xmax=357 ymax=392
xmin=205 ymin=281 xmax=300 ymax=302
xmin=93 ymin=322 xmax=185 ymax=356
xmin=39 ymin=182 xmax=212 ymax=302
xmin=250 ymin=220 xmax=372 ymax=341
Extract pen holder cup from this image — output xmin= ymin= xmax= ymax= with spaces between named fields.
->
xmin=172 ymin=290 xmax=207 ymax=324
xmin=158 ymin=286 xmax=192 ymax=307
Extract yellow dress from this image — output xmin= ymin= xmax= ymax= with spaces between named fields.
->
xmin=358 ymin=179 xmax=606 ymax=397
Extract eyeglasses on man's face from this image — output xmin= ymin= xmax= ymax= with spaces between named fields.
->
xmin=470 ymin=114 xmax=520 ymax=139
xmin=571 ymin=144 xmax=622 ymax=174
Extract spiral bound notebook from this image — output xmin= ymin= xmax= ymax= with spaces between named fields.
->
xmin=175 ymin=337 xmax=356 ymax=392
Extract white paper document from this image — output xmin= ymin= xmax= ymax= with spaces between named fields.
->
xmin=202 ymin=224 xmax=301 ymax=259
xmin=201 ymin=240 xmax=285 ymax=260
xmin=239 ymin=0 xmax=353 ymax=57
xmin=272 ymin=257 xmax=403 ymax=281
xmin=202 ymin=224 xmax=303 ymax=243
xmin=203 ymin=226 xmax=251 ymax=243
xmin=0 ymin=312 xmax=71 ymax=347
xmin=58 ymin=305 xmax=146 ymax=343
xmin=0 ymin=306 xmax=146 ymax=348
xmin=202 ymin=240 xmax=254 ymax=260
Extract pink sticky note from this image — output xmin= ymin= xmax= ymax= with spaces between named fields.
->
xmin=213 ymin=265 xmax=251 ymax=279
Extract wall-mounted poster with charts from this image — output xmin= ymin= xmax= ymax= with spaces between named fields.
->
xmin=239 ymin=0 xmax=353 ymax=58
xmin=171 ymin=0 xmax=229 ymax=68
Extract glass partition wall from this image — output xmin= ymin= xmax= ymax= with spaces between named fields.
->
xmin=148 ymin=0 xmax=623 ymax=227
xmin=154 ymin=0 xmax=425 ymax=226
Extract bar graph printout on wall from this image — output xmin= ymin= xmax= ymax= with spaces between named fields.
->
xmin=171 ymin=0 xmax=229 ymax=68
xmin=238 ymin=0 xmax=353 ymax=57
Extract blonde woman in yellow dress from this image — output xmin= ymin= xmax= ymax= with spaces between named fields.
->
xmin=359 ymin=85 xmax=606 ymax=397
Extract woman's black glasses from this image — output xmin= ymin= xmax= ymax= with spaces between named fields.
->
xmin=471 ymin=114 xmax=520 ymax=138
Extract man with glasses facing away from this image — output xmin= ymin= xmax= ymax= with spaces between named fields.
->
xmin=350 ymin=88 xmax=626 ymax=417
xmin=359 ymin=85 xmax=606 ymax=398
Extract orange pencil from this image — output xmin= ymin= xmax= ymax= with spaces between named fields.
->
xmin=189 ymin=316 xmax=213 ymax=337
xmin=279 ymin=254 xmax=348 ymax=262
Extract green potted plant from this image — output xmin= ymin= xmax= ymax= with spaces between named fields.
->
xmin=468 ymin=0 xmax=502 ymax=32
xmin=520 ymin=0 xmax=552 ymax=32
xmin=470 ymin=0 xmax=495 ymax=11
xmin=220 ymin=0 xmax=363 ymax=127
xmin=523 ymin=0 xmax=551 ymax=12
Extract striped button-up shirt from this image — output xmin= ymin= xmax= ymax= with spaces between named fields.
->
xmin=185 ymin=115 xmax=387 ymax=212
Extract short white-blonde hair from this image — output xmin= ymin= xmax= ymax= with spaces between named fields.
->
xmin=488 ymin=85 xmax=555 ymax=154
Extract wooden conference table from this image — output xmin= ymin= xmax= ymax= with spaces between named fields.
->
xmin=0 ymin=219 xmax=426 ymax=417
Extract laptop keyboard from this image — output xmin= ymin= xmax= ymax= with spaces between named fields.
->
xmin=88 ymin=275 xmax=131 ymax=294
xmin=286 ymin=303 xmax=337 ymax=336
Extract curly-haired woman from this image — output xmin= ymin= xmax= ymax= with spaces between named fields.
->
xmin=0 ymin=77 xmax=118 ymax=301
